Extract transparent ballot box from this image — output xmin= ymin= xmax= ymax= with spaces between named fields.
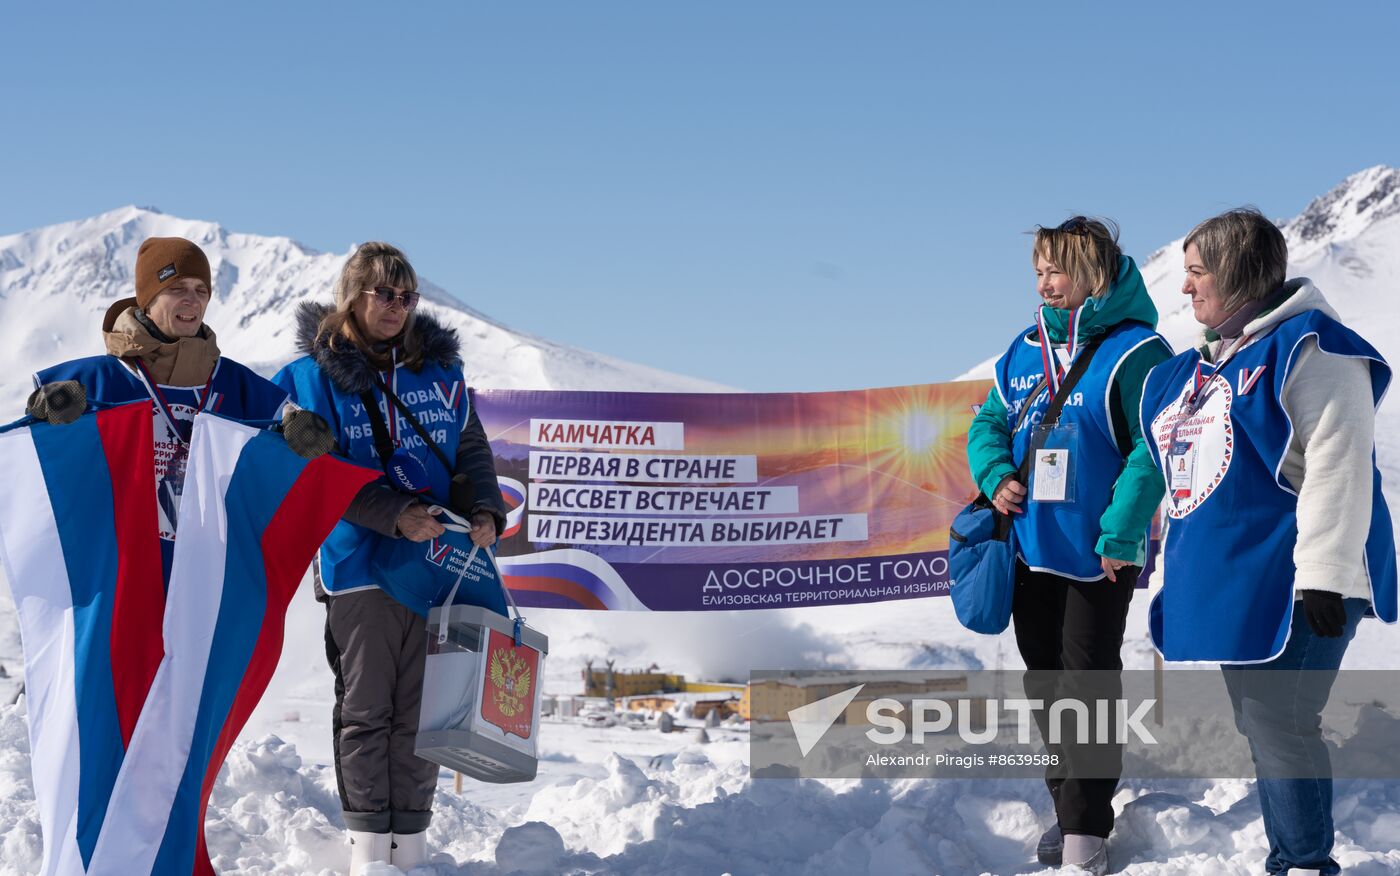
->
xmin=417 ymin=604 xmax=549 ymax=783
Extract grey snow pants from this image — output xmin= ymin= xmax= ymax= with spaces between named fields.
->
xmin=325 ymin=587 xmax=439 ymax=834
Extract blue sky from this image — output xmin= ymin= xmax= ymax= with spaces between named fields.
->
xmin=3 ymin=2 xmax=1397 ymax=391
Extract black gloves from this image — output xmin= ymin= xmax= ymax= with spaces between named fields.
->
xmin=1300 ymin=589 xmax=1346 ymax=638
xmin=279 ymin=407 xmax=337 ymax=459
xmin=26 ymin=381 xmax=86 ymax=425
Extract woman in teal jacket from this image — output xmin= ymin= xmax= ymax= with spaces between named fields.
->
xmin=964 ymin=218 xmax=1170 ymax=874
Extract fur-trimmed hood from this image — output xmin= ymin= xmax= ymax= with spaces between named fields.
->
xmin=293 ymin=302 xmax=462 ymax=395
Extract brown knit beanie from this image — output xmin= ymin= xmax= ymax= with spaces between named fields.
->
xmin=134 ymin=237 xmax=212 ymax=309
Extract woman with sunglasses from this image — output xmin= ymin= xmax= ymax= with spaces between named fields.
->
xmin=1140 ymin=209 xmax=1395 ymax=875
xmin=964 ymin=217 xmax=1171 ymax=874
xmin=274 ymin=242 xmax=506 ymax=874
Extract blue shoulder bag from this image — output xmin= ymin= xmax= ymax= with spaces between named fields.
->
xmin=370 ymin=506 xmax=511 ymax=618
xmin=948 ymin=336 xmax=1102 ymax=634
xmin=358 ymin=380 xmax=502 ymax=617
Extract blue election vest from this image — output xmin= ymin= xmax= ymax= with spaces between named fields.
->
xmin=273 ymin=350 xmax=472 ymax=605
xmin=35 ymin=354 xmax=289 ymax=582
xmin=1140 ymin=309 xmax=1397 ymax=663
xmin=994 ymin=320 xmax=1170 ymax=580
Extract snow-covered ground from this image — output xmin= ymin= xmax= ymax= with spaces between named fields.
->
xmin=3 ymin=582 xmax=1398 ymax=875
xmin=3 ymin=168 xmax=1400 ymax=874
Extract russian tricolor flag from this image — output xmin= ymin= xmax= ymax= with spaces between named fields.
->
xmin=0 ymin=402 xmax=376 ymax=875
xmin=498 ymin=548 xmax=646 ymax=611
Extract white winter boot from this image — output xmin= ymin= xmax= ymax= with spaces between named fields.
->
xmin=347 ymin=830 xmax=391 ymax=876
xmin=390 ymin=830 xmax=428 ymax=869
xmin=1061 ymin=833 xmax=1107 ymax=875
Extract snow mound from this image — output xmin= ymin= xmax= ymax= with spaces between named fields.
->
xmin=3 ymin=693 xmax=1400 ymax=874
xmin=493 ymin=822 xmax=566 ymax=875
xmin=0 ymin=702 xmax=41 ymax=876
xmin=203 ymin=735 xmax=347 ymax=875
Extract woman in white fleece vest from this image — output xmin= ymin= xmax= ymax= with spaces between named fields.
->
xmin=1139 ymin=208 xmax=1396 ymax=876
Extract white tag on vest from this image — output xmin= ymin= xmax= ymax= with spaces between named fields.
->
xmin=1032 ymin=448 xmax=1072 ymax=502
xmin=1030 ymin=422 xmax=1077 ymax=503
xmin=1169 ymin=440 xmax=1196 ymax=494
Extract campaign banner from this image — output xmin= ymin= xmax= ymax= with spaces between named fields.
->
xmin=475 ymin=382 xmax=992 ymax=611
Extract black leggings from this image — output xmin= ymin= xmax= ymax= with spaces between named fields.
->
xmin=1011 ymin=560 xmax=1137 ymax=838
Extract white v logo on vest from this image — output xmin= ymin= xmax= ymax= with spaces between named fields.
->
xmin=1237 ymin=366 xmax=1267 ymax=395
xmin=434 ymin=379 xmax=462 ymax=409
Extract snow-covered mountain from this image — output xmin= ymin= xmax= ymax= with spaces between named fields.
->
xmin=963 ymin=164 xmax=1400 ymax=381
xmin=2 ymin=177 xmax=1400 ymax=875
xmin=1143 ymin=163 xmax=1400 ymax=365
xmin=0 ymin=206 xmax=725 ymax=413
xmin=958 ymin=165 xmax=1400 ymax=492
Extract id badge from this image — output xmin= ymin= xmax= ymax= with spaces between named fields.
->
xmin=1168 ymin=440 xmax=1196 ymax=494
xmin=1030 ymin=422 xmax=1077 ymax=503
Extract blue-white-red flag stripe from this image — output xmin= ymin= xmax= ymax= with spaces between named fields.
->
xmin=95 ymin=413 xmax=375 ymax=875
xmin=499 ymin=548 xmax=647 ymax=611
xmin=0 ymin=406 xmax=376 ymax=875
xmin=0 ymin=401 xmax=167 ymax=874
xmin=99 ymin=404 xmax=167 ymax=747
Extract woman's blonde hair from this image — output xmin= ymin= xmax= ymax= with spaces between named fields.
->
xmin=1031 ymin=216 xmax=1122 ymax=299
xmin=316 ymin=241 xmax=425 ymax=369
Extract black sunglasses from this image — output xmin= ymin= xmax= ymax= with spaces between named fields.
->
xmin=365 ymin=286 xmax=420 ymax=310
xmin=1056 ymin=216 xmax=1093 ymax=235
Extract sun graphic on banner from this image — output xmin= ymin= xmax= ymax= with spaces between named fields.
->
xmin=864 ymin=389 xmax=974 ymax=498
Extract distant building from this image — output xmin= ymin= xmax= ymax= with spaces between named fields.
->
xmin=842 ymin=693 xmax=990 ymax=732
xmin=693 ymin=697 xmax=741 ymax=720
xmin=622 ymin=692 xmax=742 ymax=720
xmin=742 ymin=673 xmax=970 ymax=722
xmin=582 ymin=669 xmax=686 ymax=698
xmin=625 ymin=695 xmax=677 ymax=712
xmin=581 ymin=663 xmax=747 ymax=700
xmin=682 ymin=681 xmax=746 ymax=695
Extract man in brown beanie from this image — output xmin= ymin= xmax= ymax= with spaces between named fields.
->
xmin=107 ymin=236 xmax=220 ymax=383
xmin=30 ymin=236 xmax=301 ymax=581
